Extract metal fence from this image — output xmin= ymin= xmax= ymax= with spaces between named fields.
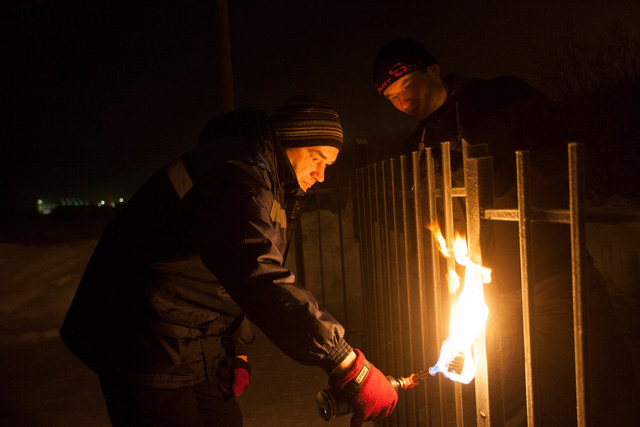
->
xmin=354 ymin=141 xmax=640 ymax=427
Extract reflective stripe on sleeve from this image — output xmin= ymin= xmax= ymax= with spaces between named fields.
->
xmin=166 ymin=157 xmax=193 ymax=200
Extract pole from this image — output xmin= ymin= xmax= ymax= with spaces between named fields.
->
xmin=216 ymin=0 xmax=234 ymax=112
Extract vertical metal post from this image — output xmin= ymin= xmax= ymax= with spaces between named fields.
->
xmin=441 ymin=142 xmax=465 ymax=426
xmin=336 ymin=188 xmax=349 ymax=334
xmin=357 ymin=169 xmax=374 ymax=354
xmin=381 ymin=161 xmax=398 ymax=427
xmin=426 ymin=147 xmax=448 ymax=426
xmin=516 ymin=151 xmax=538 ymax=426
xmin=400 ymin=156 xmax=419 ymax=425
xmin=216 ymin=0 xmax=234 ymax=112
xmin=389 ymin=158 xmax=408 ymax=427
xmin=315 ymin=192 xmax=326 ymax=306
xmin=294 ymin=215 xmax=306 ymax=288
xmin=373 ymin=163 xmax=389 ymax=369
xmin=569 ymin=143 xmax=588 ymax=427
xmin=465 ymin=156 xmax=504 ymax=426
xmin=366 ymin=165 xmax=381 ymax=360
xmin=411 ymin=151 xmax=433 ymax=424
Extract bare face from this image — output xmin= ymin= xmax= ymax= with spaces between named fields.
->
xmin=285 ymin=146 xmax=339 ymax=192
xmin=383 ymin=64 xmax=448 ymax=121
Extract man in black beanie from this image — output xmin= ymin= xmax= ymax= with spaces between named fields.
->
xmin=372 ymin=39 xmax=639 ymax=426
xmin=60 ymin=96 xmax=397 ymax=427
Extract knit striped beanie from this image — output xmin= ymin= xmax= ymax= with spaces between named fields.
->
xmin=271 ymin=96 xmax=343 ymax=151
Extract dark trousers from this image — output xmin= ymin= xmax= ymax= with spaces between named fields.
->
xmin=100 ymin=377 xmax=243 ymax=427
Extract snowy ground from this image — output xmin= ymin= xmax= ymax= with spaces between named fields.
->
xmin=0 ymin=233 xmax=351 ymax=426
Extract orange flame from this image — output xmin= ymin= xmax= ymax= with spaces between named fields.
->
xmin=428 ymin=223 xmax=490 ymax=384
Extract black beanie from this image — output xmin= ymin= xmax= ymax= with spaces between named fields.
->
xmin=271 ymin=96 xmax=343 ymax=151
xmin=372 ymin=39 xmax=438 ymax=95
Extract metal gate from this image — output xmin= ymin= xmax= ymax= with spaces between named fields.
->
xmin=354 ymin=141 xmax=640 ymax=427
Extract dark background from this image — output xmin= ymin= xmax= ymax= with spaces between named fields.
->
xmin=3 ymin=0 xmax=640 ymax=210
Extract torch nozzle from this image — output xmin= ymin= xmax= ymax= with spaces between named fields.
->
xmin=428 ymin=353 xmax=466 ymax=377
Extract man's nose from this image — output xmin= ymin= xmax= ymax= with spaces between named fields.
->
xmin=311 ymin=166 xmax=325 ymax=182
xmin=399 ymin=93 xmax=412 ymax=112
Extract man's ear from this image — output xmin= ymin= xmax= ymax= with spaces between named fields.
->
xmin=427 ymin=63 xmax=441 ymax=78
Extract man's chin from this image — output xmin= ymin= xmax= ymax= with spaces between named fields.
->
xmin=405 ymin=109 xmax=421 ymax=120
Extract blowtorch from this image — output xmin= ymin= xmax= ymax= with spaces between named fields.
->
xmin=316 ymin=355 xmax=465 ymax=421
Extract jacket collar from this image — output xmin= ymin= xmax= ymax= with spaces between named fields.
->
xmin=274 ymin=138 xmax=305 ymax=200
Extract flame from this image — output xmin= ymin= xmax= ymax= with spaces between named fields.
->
xmin=427 ymin=223 xmax=490 ymax=384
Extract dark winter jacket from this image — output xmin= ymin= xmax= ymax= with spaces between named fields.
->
xmin=60 ymin=108 xmax=352 ymax=389
xmin=406 ymin=75 xmax=583 ymax=293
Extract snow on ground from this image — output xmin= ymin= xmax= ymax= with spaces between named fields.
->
xmin=0 ymin=237 xmax=352 ymax=426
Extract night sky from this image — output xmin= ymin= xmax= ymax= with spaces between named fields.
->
xmin=2 ymin=0 xmax=639 ymax=209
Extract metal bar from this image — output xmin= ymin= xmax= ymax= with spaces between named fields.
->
xmin=294 ymin=215 xmax=306 ymax=288
xmin=441 ymin=142 xmax=465 ymax=427
xmin=430 ymin=187 xmax=466 ymax=198
xmin=356 ymin=169 xmax=373 ymax=353
xmin=379 ymin=161 xmax=396 ymax=427
xmin=216 ymin=0 xmax=234 ymax=112
xmin=374 ymin=163 xmax=389 ymax=370
xmin=336 ymin=187 xmax=349 ymax=334
xmin=484 ymin=208 xmax=570 ymax=223
xmin=365 ymin=166 xmax=380 ymax=356
xmin=400 ymin=155 xmax=419 ymax=426
xmin=483 ymin=206 xmax=640 ymax=224
xmin=412 ymin=151 xmax=433 ymax=425
xmin=450 ymin=188 xmax=467 ymax=197
xmin=368 ymin=165 xmax=382 ymax=363
xmin=426 ymin=147 xmax=448 ymax=426
xmin=516 ymin=151 xmax=538 ymax=426
xmin=388 ymin=159 xmax=408 ymax=427
xmin=482 ymin=209 xmax=519 ymax=221
xmin=465 ymin=156 xmax=504 ymax=426
xmin=315 ymin=191 xmax=326 ymax=306
xmin=569 ymin=143 xmax=588 ymax=427
xmin=381 ymin=162 xmax=395 ymax=375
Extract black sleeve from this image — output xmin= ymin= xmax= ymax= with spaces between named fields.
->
xmin=182 ymin=161 xmax=352 ymax=374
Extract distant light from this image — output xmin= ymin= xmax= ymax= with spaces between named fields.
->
xmin=100 ymin=200 xmax=105 ymax=206
xmin=110 ymin=202 xmax=116 ymax=208
xmin=37 ymin=199 xmax=43 ymax=205
xmin=119 ymin=198 xmax=124 ymax=203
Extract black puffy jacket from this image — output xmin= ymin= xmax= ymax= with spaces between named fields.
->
xmin=60 ymin=108 xmax=352 ymax=389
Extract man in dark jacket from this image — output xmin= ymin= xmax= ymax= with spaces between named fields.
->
xmin=372 ymin=40 xmax=638 ymax=426
xmin=60 ymin=96 xmax=397 ymax=427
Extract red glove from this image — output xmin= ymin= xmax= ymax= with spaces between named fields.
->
xmin=216 ymin=356 xmax=251 ymax=398
xmin=329 ymin=349 xmax=398 ymax=427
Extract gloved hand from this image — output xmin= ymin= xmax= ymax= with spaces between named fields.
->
xmin=216 ymin=356 xmax=251 ymax=398
xmin=329 ymin=349 xmax=397 ymax=427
